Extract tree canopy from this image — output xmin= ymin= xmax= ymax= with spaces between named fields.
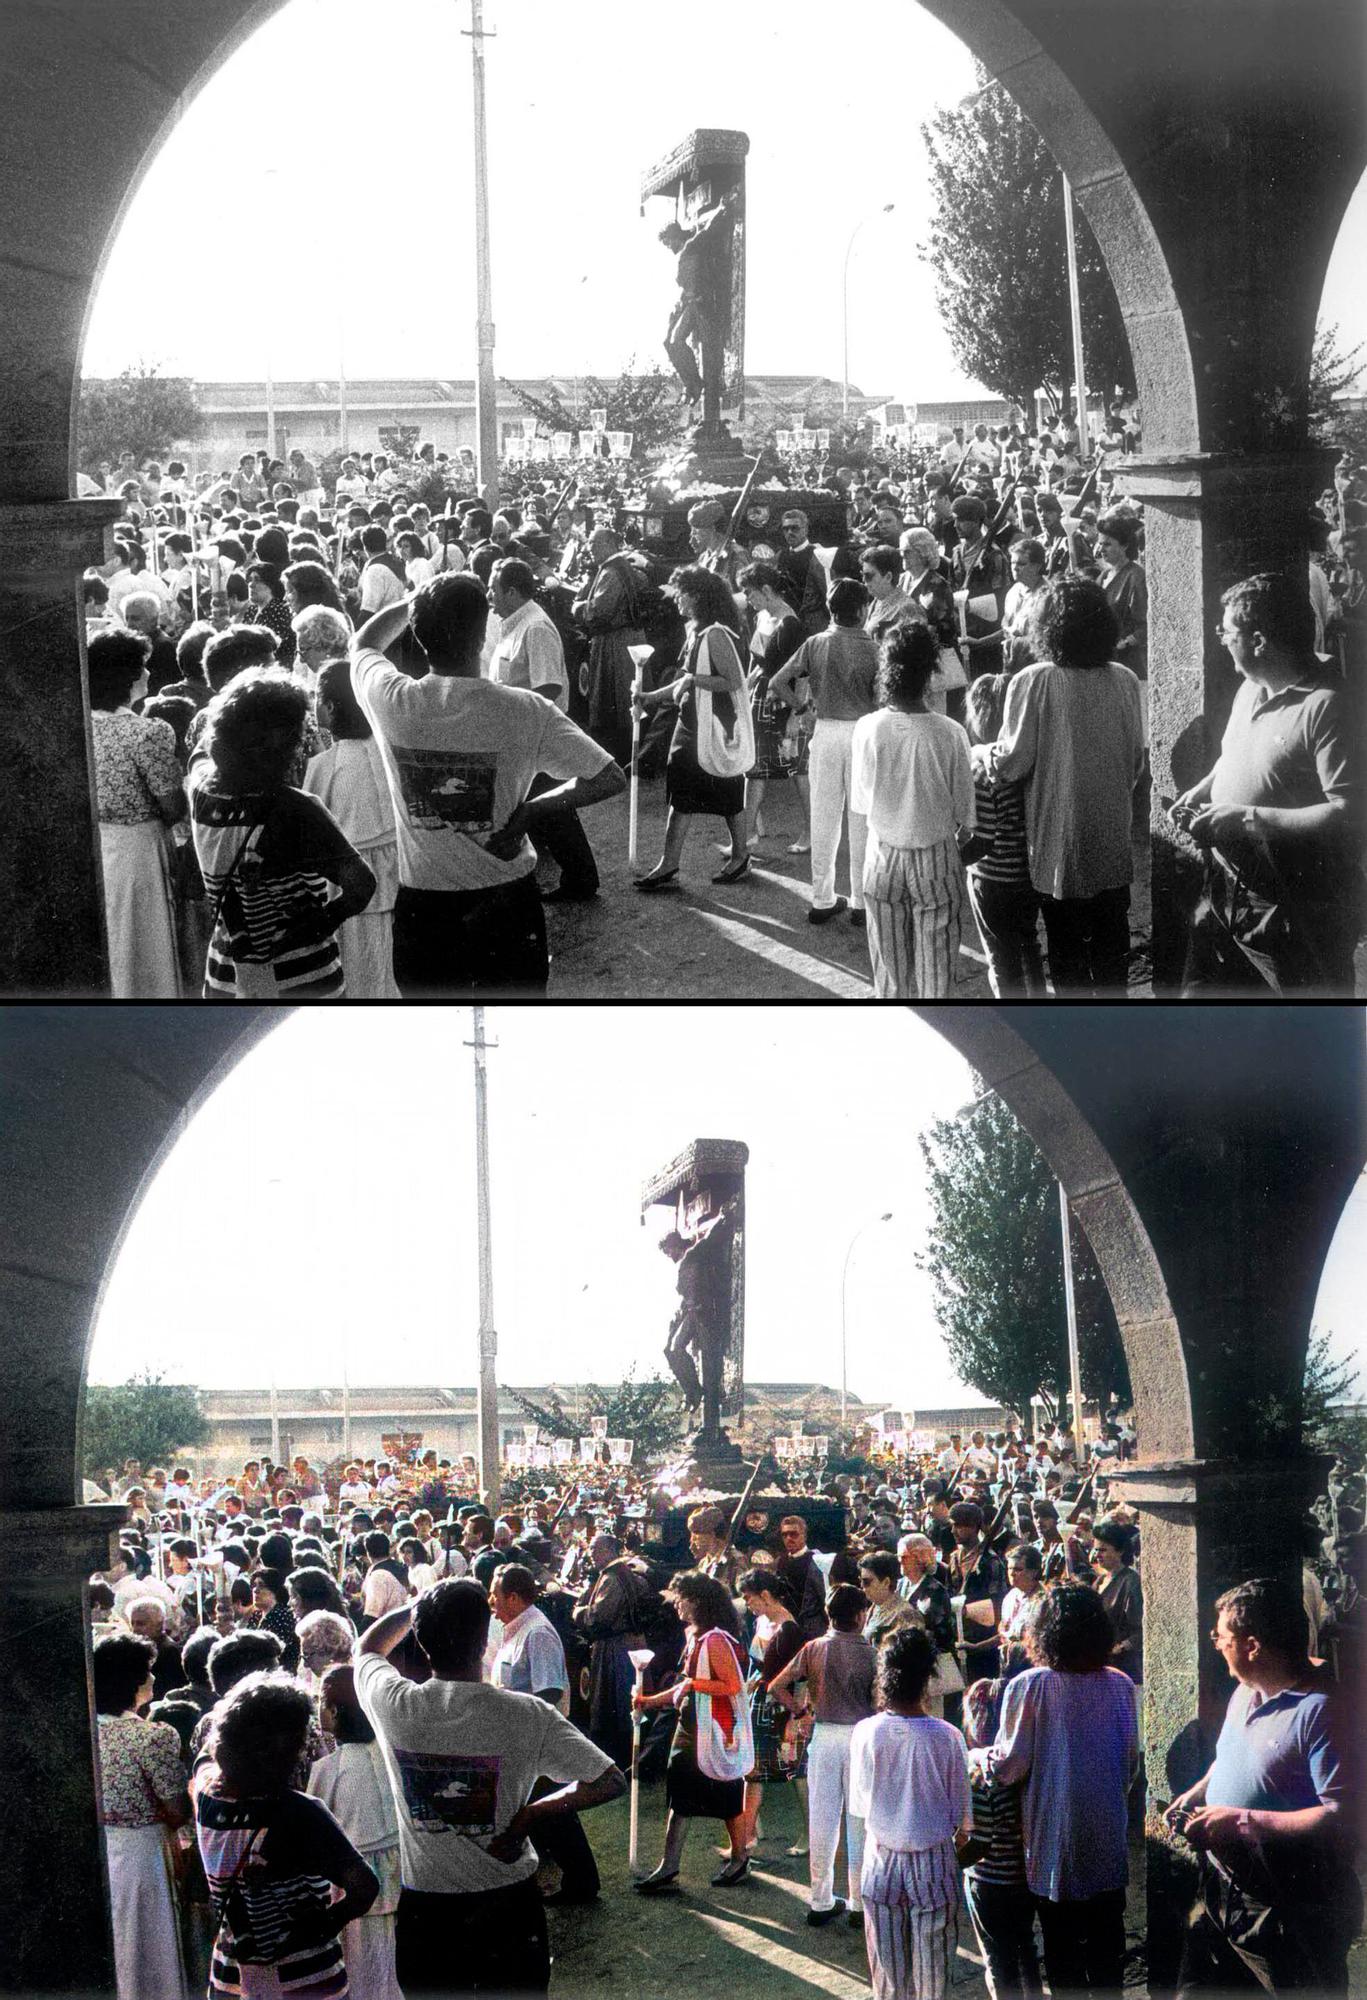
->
xmin=501 ymin=364 xmax=682 ymax=460
xmin=77 ymin=363 xmax=204 ymax=471
xmin=509 ymin=1368 xmax=684 ymax=1459
xmin=82 ymin=1371 xmax=211 ymax=1480
xmin=920 ymin=71 xmax=1134 ymax=418
xmin=916 ymin=1092 xmax=1131 ymax=1431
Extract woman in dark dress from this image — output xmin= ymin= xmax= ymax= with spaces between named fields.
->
xmin=631 ymin=1570 xmax=752 ymax=1894
xmin=738 ymin=562 xmax=810 ymax=852
xmin=631 ymin=566 xmax=754 ymax=890
xmin=738 ymin=1567 xmax=807 ymax=1856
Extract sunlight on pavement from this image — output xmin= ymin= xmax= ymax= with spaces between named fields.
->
xmin=692 ymin=1911 xmax=872 ymax=1996
xmin=687 ymin=909 xmax=871 ymax=998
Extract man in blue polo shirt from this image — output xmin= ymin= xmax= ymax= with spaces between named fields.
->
xmin=1166 ymin=1576 xmax=1360 ymax=1994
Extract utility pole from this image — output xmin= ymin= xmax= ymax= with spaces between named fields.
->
xmin=1059 ymin=1183 xmax=1086 ymax=1460
xmin=469 ymin=1008 xmax=500 ymax=1507
xmin=1061 ymin=175 xmax=1090 ymax=456
xmin=465 ymin=0 xmax=499 ymax=510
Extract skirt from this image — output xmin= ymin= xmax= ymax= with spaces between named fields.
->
xmin=99 ymin=820 xmax=180 ymax=998
xmin=105 ymin=1823 xmax=187 ymax=2000
xmin=666 ymin=740 xmax=745 ymax=819
xmin=665 ymin=1715 xmax=745 ymax=1820
xmin=749 ymin=1690 xmax=806 ymax=1784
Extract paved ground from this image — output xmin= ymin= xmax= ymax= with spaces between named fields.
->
xmin=537 ymin=774 xmax=1157 ymax=1002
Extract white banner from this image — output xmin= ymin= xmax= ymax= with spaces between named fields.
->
xmin=775 ymin=430 xmax=793 ymax=452
xmin=530 ymin=1443 xmax=553 ymax=1467
xmin=609 ymin=431 xmax=633 ymax=459
xmin=531 ymin=437 xmax=551 ymax=462
xmin=521 ymin=416 xmax=538 ymax=437
xmin=578 ymin=431 xmax=597 ymax=457
xmin=812 ymin=1435 xmax=829 ymax=1457
xmin=552 ymin=1438 xmax=574 ymax=1464
xmin=591 ymin=408 xmax=608 ymax=433
xmin=505 ymin=1442 xmax=526 ymax=1465
xmin=552 ymin=432 xmax=573 ymax=457
xmin=909 ymin=1429 xmax=937 ymax=1453
xmin=590 ymin=1415 xmax=609 ymax=1438
xmin=577 ymin=1437 xmax=597 ymax=1461
xmin=885 ymin=1431 xmax=907 ymax=1454
xmin=915 ymin=422 xmax=941 ymax=446
xmin=816 ymin=429 xmax=831 ymax=451
xmin=608 ymin=1438 xmax=633 ymax=1465
xmin=524 ymin=1424 xmax=540 ymax=1445
xmin=772 ymin=1435 xmax=793 ymax=1460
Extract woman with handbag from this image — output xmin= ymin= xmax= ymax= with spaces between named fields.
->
xmin=631 ymin=566 xmax=755 ymax=891
xmin=630 ymin=1570 xmax=753 ymax=1894
xmin=849 ymin=1626 xmax=972 ymax=2000
xmin=738 ymin=1567 xmax=808 ymax=1859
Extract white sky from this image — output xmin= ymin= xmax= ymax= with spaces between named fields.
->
xmin=77 ymin=0 xmax=1367 ymax=404
xmin=88 ymin=1007 xmax=1364 ymax=1417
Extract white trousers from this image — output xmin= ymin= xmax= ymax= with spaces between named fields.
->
xmin=105 ymin=1824 xmax=187 ymax=2000
xmin=807 ymin=1721 xmax=865 ymax=1913
xmin=808 ymin=720 xmax=868 ymax=910
xmin=100 ymin=820 xmax=180 ymax=998
xmin=862 ymin=835 xmax=966 ymax=998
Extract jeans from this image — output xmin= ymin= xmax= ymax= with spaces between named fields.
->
xmin=1034 ymin=1886 xmax=1126 ymax=1998
xmin=963 ymin=1875 xmax=1044 ymax=2000
xmin=967 ymin=873 xmax=1047 ymax=995
xmin=392 ymin=875 xmax=548 ymax=996
xmin=395 ymin=1880 xmax=549 ymax=1996
xmin=1040 ymin=885 xmax=1130 ymax=993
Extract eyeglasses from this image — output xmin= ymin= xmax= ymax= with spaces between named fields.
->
xmin=782 ymin=523 xmax=804 ymax=534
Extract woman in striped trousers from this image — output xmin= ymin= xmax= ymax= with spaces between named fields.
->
xmin=849 ymin=1627 xmax=971 ymax=1999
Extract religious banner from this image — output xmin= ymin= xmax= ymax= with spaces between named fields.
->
xmin=505 ymin=1442 xmax=526 ymax=1466
xmin=531 ymin=438 xmax=551 ymax=461
xmin=521 ymin=416 xmax=538 ymax=437
xmin=795 ymin=429 xmax=817 ymax=451
xmin=577 ymin=1438 xmax=597 ymax=1461
xmin=884 ymin=1431 xmax=907 ymax=1454
xmin=775 ymin=431 xmax=793 ymax=453
xmin=816 ymin=429 xmax=831 ymax=451
xmin=772 ymin=1435 xmax=793 ymax=1461
xmin=608 ymin=1438 xmax=633 ymax=1465
xmin=909 ymin=1429 xmax=936 ymax=1453
xmin=591 ymin=408 xmax=608 ymax=433
xmin=552 ymin=433 xmax=573 ymax=457
xmin=915 ymin=422 xmax=941 ymax=447
xmin=590 ymin=1415 xmax=609 ymax=1438
xmin=524 ymin=1423 xmax=540 ymax=1446
xmin=530 ymin=1443 xmax=553 ymax=1468
xmin=552 ymin=1438 xmax=574 ymax=1464
xmin=609 ymin=432 xmax=634 ymax=459
xmin=578 ymin=431 xmax=597 ymax=457
xmin=811 ymin=1435 xmax=829 ymax=1457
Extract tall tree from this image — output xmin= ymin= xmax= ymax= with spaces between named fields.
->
xmin=916 ymin=1093 xmax=1131 ymax=1431
xmin=509 ymin=1369 xmax=683 ymax=1460
xmin=81 ymin=1370 xmax=211 ymax=1479
xmin=1302 ymin=1329 xmax=1367 ymax=1463
xmin=920 ymin=69 xmax=1135 ymax=418
xmin=77 ymin=362 xmax=205 ymax=471
xmin=1310 ymin=325 xmax=1367 ymax=459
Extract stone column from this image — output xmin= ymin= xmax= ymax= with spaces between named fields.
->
xmin=1116 ymin=449 xmax=1336 ymax=990
xmin=1111 ymin=1454 xmax=1329 ymax=1995
xmin=0 ymin=500 xmax=119 ymax=995
xmin=0 ymin=1502 xmax=126 ymax=1996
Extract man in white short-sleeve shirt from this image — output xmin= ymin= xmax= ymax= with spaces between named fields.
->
xmin=356 ymin=1579 xmax=624 ymax=1992
xmin=352 ymin=577 xmax=624 ymax=994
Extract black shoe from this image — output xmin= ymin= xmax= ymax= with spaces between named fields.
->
xmin=712 ymin=855 xmax=752 ymax=885
xmin=633 ymin=1869 xmax=681 ymax=1895
xmin=634 ymin=867 xmax=679 ymax=893
xmin=848 ymin=907 xmax=866 ymax=929
xmin=542 ymin=883 xmax=599 ymax=904
xmin=847 ymin=1908 xmax=864 ymax=1928
xmin=807 ymin=1899 xmax=846 ymax=1927
xmin=807 ymin=897 xmax=847 ymax=926
xmin=710 ymin=1857 xmax=751 ymax=1887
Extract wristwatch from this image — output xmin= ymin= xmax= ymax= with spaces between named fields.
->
xmin=1241 ymin=807 xmax=1262 ymax=842
xmin=1236 ymin=1809 xmax=1253 ymax=1837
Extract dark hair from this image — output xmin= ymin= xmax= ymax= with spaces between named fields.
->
xmin=143 ymin=694 xmax=194 ymax=757
xmin=492 ymin=1561 xmax=537 ymax=1605
xmin=827 ymin=1582 xmax=867 ymax=1631
xmin=952 ymin=495 xmax=987 ymax=526
xmin=361 ymin=525 xmax=389 ymax=557
xmin=1028 ymin=1583 xmax=1114 ymax=1672
xmin=492 ymin=557 xmax=536 ymax=602
xmin=862 ymin=544 xmax=902 ymax=582
xmin=1092 ymin=1520 xmax=1136 ymax=1564
xmin=148 ymin=1697 xmax=200 ymax=1759
xmin=1221 ymin=573 xmax=1317 ymax=658
xmin=246 ymin=561 xmax=285 ymax=601
xmin=737 ymin=560 xmax=786 ymax=596
xmin=1214 ymin=1577 xmax=1309 ymax=1665
xmin=174 ymin=621 xmax=215 ymax=684
xmin=1096 ymin=509 xmax=1140 ymax=560
xmin=283 ymin=561 xmax=346 ymax=613
xmin=1012 ymin=538 xmax=1046 ymax=571
xmin=1031 ymin=578 xmax=1120 ymax=670
xmin=410 ymin=572 xmax=489 ymax=663
xmin=315 ymin=657 xmax=371 ymax=741
xmin=859 ymin=1550 xmax=902 ymax=1587
xmin=202 ymin=624 xmax=278 ymax=692
xmin=180 ymin=1627 xmax=218 ymax=1692
xmin=288 ymin=1566 xmax=347 ymax=1617
xmin=207 ymin=1629 xmax=284 ymax=1698
xmin=462 ymin=506 xmax=494 ymax=540
xmin=1005 ymin=1541 xmax=1043 ymax=1575
xmin=828 ymin=578 xmax=869 ymax=627
xmin=876 ymin=1625 xmax=937 ymax=1706
xmin=876 ymin=621 xmax=938 ymax=708
xmin=203 ymin=669 xmax=308 ymax=791
xmin=252 ymin=1567 xmax=288 ymax=1606
xmin=737 ymin=1566 xmax=787 ymax=1601
xmin=84 ymin=574 xmax=110 ymax=607
xmin=93 ymin=1633 xmax=156 ymax=1714
xmin=87 ymin=630 xmax=152 ymax=710
xmin=319 ymin=1663 xmax=374 ymax=1744
xmin=671 ymin=1568 xmax=741 ymax=1639
xmin=89 ymin=1580 xmax=116 ymax=1614
xmin=209 ymin=1671 xmax=312 ymax=1794
xmin=964 ymin=672 xmax=1007 ymax=743
xmin=949 ymin=1501 xmax=984 ymax=1532
xmin=669 ymin=564 xmax=743 ymax=636
xmin=363 ymin=1531 xmax=391 ymax=1562
xmin=413 ymin=1577 xmax=491 ymax=1673
xmin=254 ymin=525 xmax=290 ymax=569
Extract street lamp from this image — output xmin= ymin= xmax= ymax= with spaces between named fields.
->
xmin=842 ymin=204 xmax=895 ymax=420
xmin=841 ymin=1211 xmax=894 ymax=1424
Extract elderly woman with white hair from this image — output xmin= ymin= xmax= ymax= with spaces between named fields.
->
xmin=900 ymin=527 xmax=966 ymax=718
xmin=291 ymin=603 xmax=352 ymax=689
xmin=295 ymin=1609 xmax=359 ymax=1691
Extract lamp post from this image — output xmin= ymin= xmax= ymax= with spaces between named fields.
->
xmin=841 ymin=1211 xmax=894 ymax=1424
xmin=842 ymin=204 xmax=895 ymax=420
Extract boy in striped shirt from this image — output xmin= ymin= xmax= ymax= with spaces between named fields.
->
xmin=964 ymin=675 xmax=1047 ymax=996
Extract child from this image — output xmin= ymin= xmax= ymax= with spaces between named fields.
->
xmin=301 ymin=656 xmax=401 ymax=998
xmin=962 ymin=673 xmax=1046 ymax=997
xmin=961 ymin=1677 xmax=1043 ymax=2000
xmin=848 ymin=1626 xmax=970 ymax=1999
xmin=307 ymin=1666 xmax=403 ymax=2000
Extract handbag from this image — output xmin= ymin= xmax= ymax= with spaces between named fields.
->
xmin=694 ymin=1632 xmax=755 ymax=1783
xmin=694 ymin=628 xmax=756 ymax=780
xmin=933 ymin=645 xmax=968 ymax=692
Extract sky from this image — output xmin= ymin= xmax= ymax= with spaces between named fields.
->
xmin=88 ymin=1006 xmax=1364 ymax=1418
xmin=77 ymin=0 xmax=1367 ymax=405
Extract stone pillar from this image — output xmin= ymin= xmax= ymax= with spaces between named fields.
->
xmin=1116 ymin=450 xmax=1337 ymax=990
xmin=0 ymin=1503 xmax=126 ymax=1996
xmin=1111 ymin=1454 xmax=1329 ymax=1996
xmin=1 ymin=501 xmax=120 ymax=995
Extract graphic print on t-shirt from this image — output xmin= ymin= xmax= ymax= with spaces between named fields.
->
xmin=394 ymin=747 xmax=497 ymax=834
xmin=394 ymin=1748 xmax=499 ymax=1835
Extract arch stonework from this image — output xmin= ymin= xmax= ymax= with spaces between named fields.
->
xmin=1 ymin=1002 xmax=1362 ymax=1993
xmin=2 ymin=2 xmax=1365 ymax=991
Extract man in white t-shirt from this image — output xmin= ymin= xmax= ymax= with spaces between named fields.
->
xmin=356 ymin=1579 xmax=624 ymax=1993
xmin=351 ymin=577 xmax=625 ymax=995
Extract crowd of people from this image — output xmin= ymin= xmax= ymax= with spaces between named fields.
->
xmin=85 ymin=1412 xmax=1361 ymax=1999
xmin=78 ymin=419 xmax=1366 ymax=1000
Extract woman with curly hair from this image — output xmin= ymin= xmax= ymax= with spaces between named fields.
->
xmin=968 ymin=1584 xmax=1137 ymax=1998
xmin=94 ymin=1633 xmax=191 ymax=2000
xmin=88 ymin=629 xmax=186 ymax=996
xmin=188 ymin=667 xmax=375 ymax=997
xmin=851 ymin=621 xmax=975 ymax=996
xmin=631 ymin=565 xmax=755 ymax=889
xmin=193 ymin=1671 xmax=377 ymax=1998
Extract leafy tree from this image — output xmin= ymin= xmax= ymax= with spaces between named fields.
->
xmin=916 ymin=1092 xmax=1131 ymax=1432
xmin=77 ymin=362 xmax=204 ymax=472
xmin=920 ymin=69 xmax=1134 ymax=418
xmin=1303 ymin=1329 xmax=1367 ymax=1463
xmin=1310 ymin=325 xmax=1367 ymax=459
xmin=509 ymin=1369 xmax=684 ymax=1461
xmin=501 ymin=365 xmax=683 ymax=459
xmin=81 ymin=1370 xmax=211 ymax=1479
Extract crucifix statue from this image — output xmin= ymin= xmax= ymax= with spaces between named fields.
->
xmin=642 ymin=1138 xmax=748 ymax=1453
